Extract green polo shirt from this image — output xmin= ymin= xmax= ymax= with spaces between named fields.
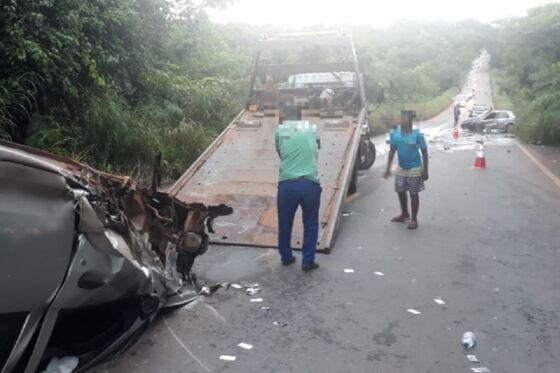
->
xmin=275 ymin=121 xmax=320 ymax=184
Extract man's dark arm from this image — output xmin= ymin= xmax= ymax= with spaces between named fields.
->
xmin=384 ymin=145 xmax=397 ymax=179
xmin=421 ymin=148 xmax=429 ymax=181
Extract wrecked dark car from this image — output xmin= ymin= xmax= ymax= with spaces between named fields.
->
xmin=0 ymin=140 xmax=232 ymax=372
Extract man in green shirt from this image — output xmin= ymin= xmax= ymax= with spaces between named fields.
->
xmin=275 ymin=120 xmax=321 ymax=271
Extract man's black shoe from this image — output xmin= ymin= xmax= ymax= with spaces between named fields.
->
xmin=282 ymin=257 xmax=296 ymax=266
xmin=302 ymin=263 xmax=319 ymax=272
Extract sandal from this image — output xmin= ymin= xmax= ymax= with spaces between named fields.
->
xmin=391 ymin=215 xmax=410 ymax=223
xmin=407 ymin=221 xmax=418 ymax=230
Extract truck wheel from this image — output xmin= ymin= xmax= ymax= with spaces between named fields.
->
xmin=358 ymin=140 xmax=376 ymax=170
xmin=347 ymin=162 xmax=358 ymax=195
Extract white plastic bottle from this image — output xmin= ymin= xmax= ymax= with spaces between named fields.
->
xmin=462 ymin=331 xmax=476 ymax=349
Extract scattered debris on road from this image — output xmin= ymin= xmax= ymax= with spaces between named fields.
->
xmin=471 ymin=367 xmax=491 ymax=373
xmin=273 ymin=321 xmax=288 ymax=327
xmin=374 ymin=271 xmax=384 ymax=276
xmin=407 ymin=309 xmax=422 ymax=315
xmin=246 ymin=287 xmax=261 ymax=296
xmin=462 ymin=331 xmax=476 ymax=349
xmin=231 ymin=283 xmax=243 ymax=289
xmin=43 ymin=356 xmax=79 ymax=373
xmin=433 ymin=298 xmax=446 ymax=305
xmin=467 ymin=354 xmax=480 ymax=362
xmin=237 ymin=343 xmax=254 ymax=350
xmin=199 ymin=283 xmax=229 ymax=295
xmin=250 ymin=298 xmax=264 ymax=303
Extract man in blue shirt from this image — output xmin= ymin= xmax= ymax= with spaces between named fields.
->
xmin=383 ymin=110 xmax=429 ymax=229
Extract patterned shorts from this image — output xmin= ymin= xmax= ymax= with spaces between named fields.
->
xmin=395 ymin=174 xmax=425 ymax=194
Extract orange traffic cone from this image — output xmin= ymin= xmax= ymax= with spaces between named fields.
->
xmin=453 ymin=126 xmax=460 ymax=140
xmin=473 ymin=141 xmax=486 ymax=169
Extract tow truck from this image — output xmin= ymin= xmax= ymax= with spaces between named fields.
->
xmin=170 ymin=32 xmax=376 ymax=252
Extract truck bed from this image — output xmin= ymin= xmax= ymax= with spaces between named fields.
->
xmin=170 ymin=108 xmax=364 ymax=252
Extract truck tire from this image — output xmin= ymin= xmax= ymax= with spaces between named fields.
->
xmin=358 ymin=140 xmax=376 ymax=170
xmin=347 ymin=162 xmax=358 ymax=195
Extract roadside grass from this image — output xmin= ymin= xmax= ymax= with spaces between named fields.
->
xmin=368 ymin=87 xmax=458 ymax=135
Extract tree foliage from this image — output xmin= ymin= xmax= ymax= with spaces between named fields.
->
xmin=3 ymin=0 xmax=555 ymax=181
xmin=492 ymin=4 xmax=560 ymax=144
xmin=0 ymin=0 xmax=244 ymax=179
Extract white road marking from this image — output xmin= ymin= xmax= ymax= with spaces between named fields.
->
xmin=517 ymin=141 xmax=560 ymax=190
xmin=164 ymin=318 xmax=212 ymax=372
xmin=252 ymin=251 xmax=275 ymax=261
xmin=203 ymin=303 xmax=227 ymax=323
xmin=407 ymin=308 xmax=421 ymax=315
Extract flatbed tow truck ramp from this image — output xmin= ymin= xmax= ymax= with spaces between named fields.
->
xmin=170 ymin=32 xmax=376 ymax=252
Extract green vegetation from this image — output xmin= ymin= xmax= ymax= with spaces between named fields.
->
xmin=490 ymin=69 xmax=514 ymax=111
xmin=491 ymin=3 xmax=560 ymax=144
xmin=2 ymin=1 xmax=556 ymax=181
xmin=0 ymin=0 xmax=245 ymax=180
xmin=369 ymin=87 xmax=459 ymax=135
xmin=353 ymin=21 xmax=495 ymax=130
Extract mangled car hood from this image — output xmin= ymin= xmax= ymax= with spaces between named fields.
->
xmin=0 ymin=140 xmax=232 ymax=372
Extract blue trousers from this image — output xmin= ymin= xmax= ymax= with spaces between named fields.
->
xmin=277 ymin=178 xmax=322 ymax=266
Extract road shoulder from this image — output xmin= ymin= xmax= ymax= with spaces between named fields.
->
xmin=517 ymin=141 xmax=560 ymax=189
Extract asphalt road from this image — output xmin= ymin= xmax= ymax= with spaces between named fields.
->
xmin=98 ymin=59 xmax=560 ymax=373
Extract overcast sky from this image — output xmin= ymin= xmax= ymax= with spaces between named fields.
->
xmin=208 ymin=0 xmax=556 ymax=27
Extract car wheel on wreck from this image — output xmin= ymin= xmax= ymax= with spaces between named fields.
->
xmin=0 ymin=140 xmax=232 ymax=372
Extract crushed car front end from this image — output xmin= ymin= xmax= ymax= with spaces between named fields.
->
xmin=0 ymin=140 xmax=232 ymax=372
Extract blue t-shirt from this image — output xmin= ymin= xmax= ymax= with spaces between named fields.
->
xmin=389 ymin=127 xmax=427 ymax=169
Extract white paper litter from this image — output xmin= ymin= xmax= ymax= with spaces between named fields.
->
xmin=273 ymin=321 xmax=288 ymax=327
xmin=433 ymin=298 xmax=446 ymax=305
xmin=250 ymin=298 xmax=263 ymax=303
xmin=219 ymin=355 xmax=236 ymax=362
xmin=246 ymin=287 xmax=260 ymax=296
xmin=344 ymin=269 xmax=355 ymax=273
xmin=407 ymin=308 xmax=421 ymax=315
xmin=43 ymin=356 xmax=79 ymax=373
xmin=467 ymin=355 xmax=479 ymax=362
xmin=471 ymin=367 xmax=491 ymax=373
xmin=260 ymin=306 xmax=270 ymax=310
xmin=231 ymin=284 xmax=242 ymax=289
xmin=374 ymin=271 xmax=384 ymax=276
xmin=237 ymin=343 xmax=253 ymax=350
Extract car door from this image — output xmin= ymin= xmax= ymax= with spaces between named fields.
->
xmin=481 ymin=111 xmax=497 ymax=129
xmin=495 ymin=112 xmax=509 ymax=130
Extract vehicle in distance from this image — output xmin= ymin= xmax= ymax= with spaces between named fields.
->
xmin=469 ymin=104 xmax=491 ymax=117
xmin=454 ymin=94 xmax=469 ymax=107
xmin=461 ymin=110 xmax=516 ymax=132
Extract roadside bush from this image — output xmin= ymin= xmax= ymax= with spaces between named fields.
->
xmin=159 ymin=120 xmax=214 ymax=180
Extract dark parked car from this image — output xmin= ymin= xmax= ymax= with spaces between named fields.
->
xmin=0 ymin=141 xmax=232 ymax=373
xmin=461 ymin=110 xmax=516 ymax=132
